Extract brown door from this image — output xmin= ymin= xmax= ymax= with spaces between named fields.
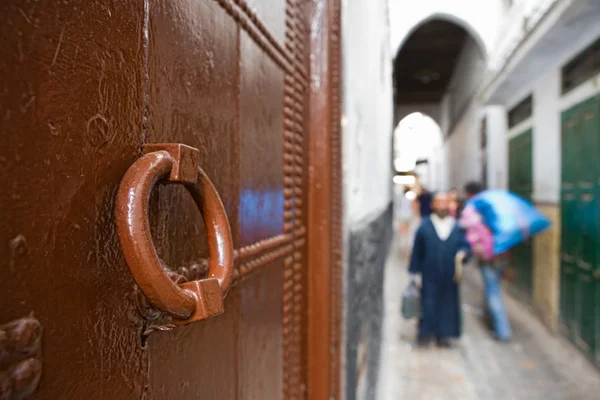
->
xmin=0 ymin=1 xmax=341 ymax=399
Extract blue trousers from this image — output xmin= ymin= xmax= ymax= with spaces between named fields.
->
xmin=481 ymin=265 xmax=512 ymax=340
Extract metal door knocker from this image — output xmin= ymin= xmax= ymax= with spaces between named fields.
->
xmin=115 ymin=143 xmax=234 ymax=327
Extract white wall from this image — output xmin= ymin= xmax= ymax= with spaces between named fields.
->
xmin=445 ymin=103 xmax=483 ymax=190
xmin=443 ymin=36 xmax=487 ymax=190
xmin=532 ymin=70 xmax=559 ymax=203
xmin=342 ymin=0 xmax=393 ymax=225
xmin=388 ymin=0 xmax=503 ymax=60
xmin=395 ymin=103 xmax=441 ymax=127
xmin=429 ymin=144 xmax=446 ymax=191
xmin=447 ymin=37 xmax=486 ymax=125
xmin=484 ymin=106 xmax=508 ymax=189
xmin=490 ymin=0 xmax=558 ymax=71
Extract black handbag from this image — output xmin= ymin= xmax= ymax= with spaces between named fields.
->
xmin=401 ymin=281 xmax=421 ymax=319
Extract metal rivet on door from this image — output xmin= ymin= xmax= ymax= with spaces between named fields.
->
xmin=0 ymin=315 xmax=43 ymax=400
xmin=115 ymin=143 xmax=234 ymax=327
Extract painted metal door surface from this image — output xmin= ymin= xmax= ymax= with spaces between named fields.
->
xmin=508 ymin=129 xmax=533 ymax=300
xmin=560 ymin=95 xmax=600 ymax=365
xmin=0 ymin=0 xmax=342 ymax=398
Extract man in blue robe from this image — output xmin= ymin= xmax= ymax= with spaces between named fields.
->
xmin=409 ymin=192 xmax=471 ymax=348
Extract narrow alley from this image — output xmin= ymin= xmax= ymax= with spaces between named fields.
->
xmin=378 ymin=235 xmax=600 ymax=400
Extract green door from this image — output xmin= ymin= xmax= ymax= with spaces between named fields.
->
xmin=508 ymin=129 xmax=534 ymax=300
xmin=561 ymin=108 xmax=578 ymax=337
xmin=560 ymin=190 xmax=577 ymax=337
xmin=560 ymin=94 xmax=600 ymax=365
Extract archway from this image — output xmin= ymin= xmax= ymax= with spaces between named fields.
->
xmin=393 ymin=112 xmax=444 ymax=191
xmin=392 ymin=18 xmax=486 ymax=117
xmin=392 ymin=13 xmax=489 ymax=65
xmin=391 ymin=15 xmax=488 ymax=190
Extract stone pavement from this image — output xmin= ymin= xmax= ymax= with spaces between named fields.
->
xmin=377 ymin=234 xmax=600 ymax=400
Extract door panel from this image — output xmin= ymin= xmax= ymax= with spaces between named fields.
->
xmin=508 ymin=129 xmax=533 ymax=299
xmin=579 ymin=191 xmax=598 ymax=274
xmin=579 ymin=98 xmax=599 ymax=187
xmin=145 ymin=2 xmax=241 ymax=397
xmin=148 ymin=295 xmax=239 ymax=400
xmin=561 ymin=193 xmax=578 ymax=257
xmin=237 ymin=28 xmax=286 ymax=398
xmin=561 ymin=111 xmax=577 ymax=191
xmin=561 ymin=110 xmax=578 ymax=334
xmin=239 ymin=30 xmax=285 ymax=246
xmin=147 ymin=0 xmax=240 ymax=267
xmin=576 ymin=272 xmax=595 ymax=351
xmin=576 ymin=101 xmax=600 ymax=357
xmin=144 ymin=1 xmax=304 ymax=399
xmin=560 ymin=262 xmax=577 ymax=335
xmin=561 ymin=95 xmax=600 ymax=364
xmin=596 ymin=273 xmax=600 ymax=364
xmin=238 ymin=262 xmax=284 ymax=398
xmin=0 ymin=1 xmax=148 ymax=398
